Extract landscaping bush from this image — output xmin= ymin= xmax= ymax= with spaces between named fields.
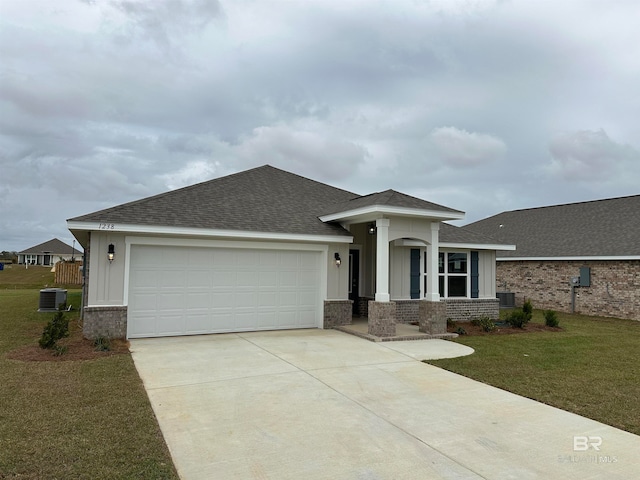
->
xmin=455 ymin=326 xmax=467 ymax=335
xmin=522 ymin=299 xmax=533 ymax=321
xmin=94 ymin=336 xmax=111 ymax=352
xmin=544 ymin=310 xmax=560 ymax=327
xmin=472 ymin=316 xmax=496 ymax=332
xmin=39 ymin=307 xmax=69 ymax=349
xmin=505 ymin=309 xmax=530 ymax=329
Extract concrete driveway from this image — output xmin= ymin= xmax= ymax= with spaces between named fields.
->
xmin=130 ymin=329 xmax=639 ymax=479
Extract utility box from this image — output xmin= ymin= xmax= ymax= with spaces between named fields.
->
xmin=496 ymin=292 xmax=516 ymax=308
xmin=580 ymin=267 xmax=591 ymax=287
xmin=38 ymin=288 xmax=67 ymax=312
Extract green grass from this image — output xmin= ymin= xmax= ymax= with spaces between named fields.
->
xmin=0 ymin=264 xmax=60 ymax=289
xmin=0 ymin=287 xmax=178 ymax=479
xmin=427 ymin=310 xmax=640 ymax=436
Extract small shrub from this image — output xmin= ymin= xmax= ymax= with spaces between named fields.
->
xmin=447 ymin=318 xmax=456 ymax=329
xmin=94 ymin=336 xmax=111 ymax=352
xmin=455 ymin=326 xmax=467 ymax=335
xmin=473 ymin=316 xmax=496 ymax=332
xmin=522 ymin=300 xmax=533 ymax=321
xmin=53 ymin=345 xmax=68 ymax=356
xmin=39 ymin=308 xmax=70 ymax=349
xmin=544 ymin=310 xmax=559 ymax=327
xmin=506 ymin=309 xmax=530 ymax=329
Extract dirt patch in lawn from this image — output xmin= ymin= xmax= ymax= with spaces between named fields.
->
xmin=6 ymin=321 xmax=129 ymax=362
xmin=449 ymin=321 xmax=563 ymax=336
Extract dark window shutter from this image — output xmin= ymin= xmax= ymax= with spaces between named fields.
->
xmin=471 ymin=251 xmax=479 ymax=298
xmin=410 ymin=249 xmax=420 ymax=299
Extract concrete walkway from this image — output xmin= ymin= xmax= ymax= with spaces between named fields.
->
xmin=130 ymin=329 xmax=639 ymax=480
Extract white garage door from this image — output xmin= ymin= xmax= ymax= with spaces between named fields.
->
xmin=128 ymin=245 xmax=322 ymax=338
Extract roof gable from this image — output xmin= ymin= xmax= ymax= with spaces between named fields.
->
xmin=19 ymin=238 xmax=75 ymax=254
xmin=466 ymin=195 xmax=640 ymax=258
xmin=69 ymin=165 xmax=358 ymax=237
xmin=322 ymin=189 xmax=463 ymax=216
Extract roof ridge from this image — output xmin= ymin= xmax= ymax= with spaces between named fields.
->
xmin=505 ymin=193 xmax=640 ymax=215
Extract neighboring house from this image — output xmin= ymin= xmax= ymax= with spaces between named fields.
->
xmin=17 ymin=238 xmax=80 ymax=266
xmin=67 ymin=165 xmax=514 ymax=339
xmin=466 ymin=195 xmax=640 ymax=321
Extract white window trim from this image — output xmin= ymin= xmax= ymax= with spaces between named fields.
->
xmin=424 ymin=249 xmax=471 ymax=299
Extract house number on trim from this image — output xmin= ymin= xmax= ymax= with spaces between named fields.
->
xmin=99 ymin=223 xmax=115 ymax=230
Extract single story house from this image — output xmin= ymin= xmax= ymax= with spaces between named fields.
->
xmin=465 ymin=195 xmax=640 ymax=321
xmin=17 ymin=238 xmax=80 ymax=266
xmin=67 ymin=165 xmax=514 ymax=339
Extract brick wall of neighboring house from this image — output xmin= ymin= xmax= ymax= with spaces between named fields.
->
xmin=497 ymin=260 xmax=640 ymax=321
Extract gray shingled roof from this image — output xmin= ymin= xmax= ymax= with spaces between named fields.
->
xmin=465 ymin=195 xmax=640 ymax=257
xmin=19 ymin=238 xmax=75 ymax=254
xmin=69 ymin=165 xmax=359 ymax=237
xmin=439 ymin=223 xmax=506 ymax=246
xmin=321 ymin=189 xmax=463 ymax=217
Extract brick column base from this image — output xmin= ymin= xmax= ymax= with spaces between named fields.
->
xmin=83 ymin=306 xmax=127 ymax=339
xmin=368 ymin=301 xmax=396 ymax=337
xmin=324 ymin=300 xmax=353 ymax=328
xmin=419 ymin=301 xmax=446 ymax=335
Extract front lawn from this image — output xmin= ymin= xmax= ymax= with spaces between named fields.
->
xmin=0 ymin=288 xmax=178 ymax=479
xmin=427 ymin=310 xmax=640 ymax=436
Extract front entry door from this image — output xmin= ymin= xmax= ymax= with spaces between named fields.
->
xmin=349 ymin=249 xmax=360 ymax=316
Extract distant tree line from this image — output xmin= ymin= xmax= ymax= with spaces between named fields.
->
xmin=0 ymin=251 xmax=18 ymax=263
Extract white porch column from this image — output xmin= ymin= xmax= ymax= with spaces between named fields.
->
xmin=425 ymin=222 xmax=440 ymax=302
xmin=375 ymin=218 xmax=390 ymax=302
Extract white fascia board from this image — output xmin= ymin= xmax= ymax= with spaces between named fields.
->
xmin=66 ymin=221 xmax=353 ymax=244
xmin=319 ymin=205 xmax=465 ymax=223
xmin=498 ymin=255 xmax=640 ymax=261
xmin=441 ymin=242 xmax=517 ymax=251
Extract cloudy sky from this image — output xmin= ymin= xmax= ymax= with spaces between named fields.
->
xmin=1 ymin=0 xmax=639 ymax=252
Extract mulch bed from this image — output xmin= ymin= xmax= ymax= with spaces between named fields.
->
xmin=6 ymin=321 xmax=130 ymax=362
xmin=448 ymin=321 xmax=563 ymax=336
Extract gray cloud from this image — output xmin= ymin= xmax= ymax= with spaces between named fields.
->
xmin=546 ymin=129 xmax=639 ymax=182
xmin=1 ymin=0 xmax=639 ymax=249
xmin=428 ymin=127 xmax=507 ymax=168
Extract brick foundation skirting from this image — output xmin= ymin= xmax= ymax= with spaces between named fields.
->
xmin=83 ymin=306 xmax=127 ymax=339
xmin=444 ymin=298 xmax=500 ymax=322
xmin=390 ymin=298 xmax=500 ymax=323
xmin=324 ymin=300 xmax=353 ymax=328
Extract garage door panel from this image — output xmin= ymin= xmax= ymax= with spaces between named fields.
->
xmin=212 ymin=270 xmax=236 ymax=286
xmin=184 ymin=314 xmax=210 ymax=334
xmin=155 ymin=315 xmax=184 ymax=335
xmin=259 ymin=251 xmax=278 ymax=267
xmin=132 ymin=270 xmax=158 ymax=288
xmin=279 ymin=271 xmax=298 ymax=287
xmin=188 ymin=270 xmax=211 ymax=288
xmin=128 ymin=245 xmax=322 ymax=338
xmin=187 ymin=292 xmax=211 ymax=309
xmin=258 ymin=271 xmax=278 ymax=287
xmin=158 ymin=293 xmax=185 ymax=310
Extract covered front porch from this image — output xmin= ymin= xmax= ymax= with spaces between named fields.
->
xmin=321 ymin=191 xmax=466 ymax=338
xmin=321 ymin=191 xmax=509 ymax=337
